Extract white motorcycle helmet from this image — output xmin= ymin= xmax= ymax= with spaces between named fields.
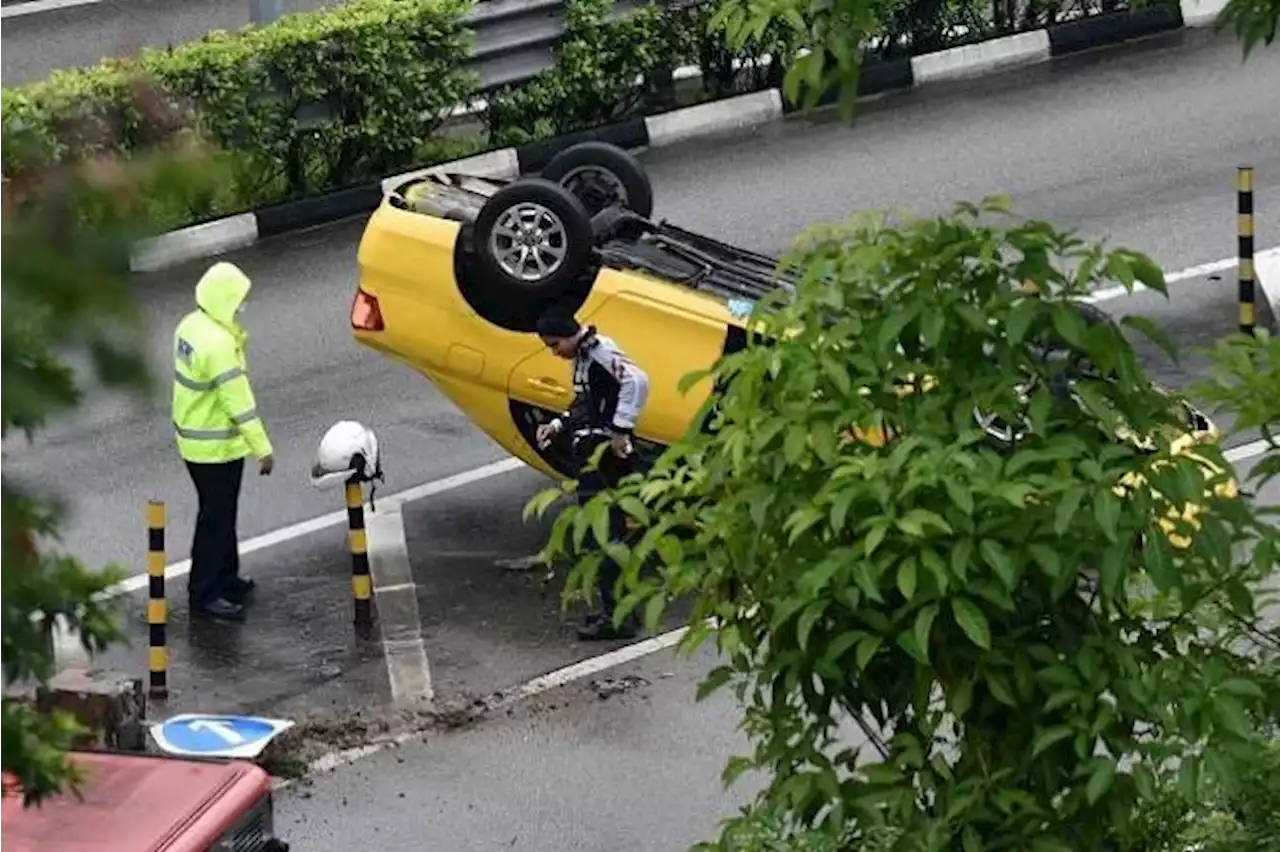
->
xmin=310 ymin=420 xmax=382 ymax=490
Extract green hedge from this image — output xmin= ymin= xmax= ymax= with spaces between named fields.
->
xmin=1 ymin=0 xmax=476 ymax=229
xmin=1 ymin=0 xmax=1144 ymax=235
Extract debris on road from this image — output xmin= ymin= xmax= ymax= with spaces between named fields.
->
xmin=590 ymin=675 xmax=650 ymax=699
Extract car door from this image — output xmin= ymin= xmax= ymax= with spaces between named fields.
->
xmin=506 ymin=273 xmax=732 ymax=452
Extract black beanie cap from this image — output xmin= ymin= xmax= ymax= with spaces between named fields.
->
xmin=536 ymin=307 xmax=580 ymax=338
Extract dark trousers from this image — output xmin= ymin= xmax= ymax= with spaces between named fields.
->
xmin=573 ymin=434 xmax=643 ymax=620
xmin=185 ymin=458 xmax=245 ymax=609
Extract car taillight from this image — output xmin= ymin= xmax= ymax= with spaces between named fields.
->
xmin=351 ymin=288 xmax=384 ymax=331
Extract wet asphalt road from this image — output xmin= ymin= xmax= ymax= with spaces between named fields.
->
xmin=7 ymin=29 xmax=1279 ymax=581
xmin=1 ymin=0 xmax=338 ymax=85
xmin=269 ymin=411 xmax=1277 ymax=852
xmin=277 ymin=644 xmax=765 ymax=852
xmin=275 ymin=642 xmax=883 ymax=852
xmin=8 ymin=30 xmax=1280 ymax=847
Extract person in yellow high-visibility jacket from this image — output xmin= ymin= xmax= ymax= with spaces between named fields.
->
xmin=172 ymin=262 xmax=274 ymax=622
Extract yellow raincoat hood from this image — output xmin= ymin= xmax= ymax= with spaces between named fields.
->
xmin=195 ymin=262 xmax=251 ymax=339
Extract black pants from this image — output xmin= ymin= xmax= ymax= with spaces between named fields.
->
xmin=573 ymin=434 xmax=644 ymax=619
xmin=185 ymin=458 xmax=245 ymax=609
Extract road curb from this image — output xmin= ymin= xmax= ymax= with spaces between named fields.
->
xmin=1257 ymin=248 xmax=1280 ymax=328
xmin=128 ymin=0 xmax=1228 ymax=276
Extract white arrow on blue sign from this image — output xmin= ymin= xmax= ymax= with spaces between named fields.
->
xmin=150 ymin=713 xmax=295 ymax=760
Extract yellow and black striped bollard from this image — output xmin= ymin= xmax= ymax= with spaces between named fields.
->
xmin=147 ymin=500 xmax=168 ymax=700
xmin=346 ymin=481 xmax=373 ymax=630
xmin=1239 ymin=165 xmax=1257 ymax=335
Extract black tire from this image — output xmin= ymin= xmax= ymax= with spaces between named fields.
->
xmin=473 ymin=178 xmax=595 ymax=298
xmin=540 ymin=142 xmax=655 ymax=218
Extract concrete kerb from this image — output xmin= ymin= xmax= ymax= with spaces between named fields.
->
xmin=910 ymin=29 xmax=1051 ymax=85
xmin=1256 ymin=247 xmax=1280 ymax=325
xmin=1179 ymin=0 xmax=1229 ymax=28
xmin=365 ymin=497 xmax=434 ymax=708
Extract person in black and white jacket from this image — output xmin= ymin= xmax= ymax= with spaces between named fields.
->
xmin=534 ymin=306 xmax=651 ymax=640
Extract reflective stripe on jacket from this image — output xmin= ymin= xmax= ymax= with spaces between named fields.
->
xmin=171 ymin=262 xmax=273 ymax=464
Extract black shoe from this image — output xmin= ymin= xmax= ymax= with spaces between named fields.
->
xmin=192 ymin=598 xmax=246 ymax=623
xmin=226 ymin=577 xmax=256 ymax=605
xmin=577 ymin=613 xmax=637 ymax=641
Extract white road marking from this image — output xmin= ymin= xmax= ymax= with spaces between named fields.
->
xmin=484 ymin=625 xmax=694 ymax=712
xmin=1226 ymin=438 xmax=1275 ymax=464
xmin=1082 ymin=246 xmax=1280 ymax=304
xmin=1 ymin=0 xmax=100 ymax=17
xmin=96 ymin=457 xmax=525 ymax=602
xmin=366 ymin=498 xmax=434 ymax=706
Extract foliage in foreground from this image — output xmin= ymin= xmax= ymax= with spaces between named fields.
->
xmin=530 ymin=200 xmax=1280 ymax=849
xmin=1216 ymin=0 xmax=1280 ymax=56
xmin=1 ymin=92 xmax=224 ymax=806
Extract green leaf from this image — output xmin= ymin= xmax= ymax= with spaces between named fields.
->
xmin=1120 ymin=313 xmax=1179 ymax=364
xmin=921 ymin=548 xmax=950 ymax=594
xmin=696 ymin=665 xmax=734 ymax=702
xmin=797 ymin=600 xmax=826 ymax=651
xmin=1006 ymin=298 xmax=1038 ymax=344
xmin=784 ymin=505 xmax=825 ymax=544
xmin=1055 ymin=488 xmax=1084 ymax=535
xmin=590 ymin=501 xmax=612 ymax=549
xmin=950 ymin=538 xmax=975 ymax=582
xmin=980 ymin=539 xmax=1016 ymax=589
xmin=1085 ymin=758 xmax=1117 ymax=804
xmin=821 ymin=631 xmax=863 ymax=670
xmin=865 ymin=521 xmax=889 ymax=557
xmin=1092 ymin=492 xmax=1120 ymax=541
xmin=1051 ymin=302 xmax=1088 ymax=349
xmin=945 ymin=477 xmax=975 ymax=516
xmin=897 ymin=509 xmax=953 ymax=537
xmin=951 ymin=597 xmax=991 ymax=650
xmin=829 ymin=489 xmax=856 ymax=533
xmin=821 ymin=357 xmax=852 ymax=396
xmin=913 ymin=603 xmax=939 ymax=660
xmin=523 ymin=487 xmax=563 ymax=521
xmin=644 ymin=593 xmax=666 ymax=633
xmin=617 ymin=496 xmax=650 ymax=525
xmin=1218 ymin=677 xmax=1264 ymax=699
xmin=1029 ymin=543 xmax=1063 ymax=580
xmin=855 ymin=634 xmax=884 ymax=670
xmin=949 ymin=677 xmax=974 ymax=716
xmin=985 ymin=670 xmax=1016 ymax=706
xmin=897 ymin=559 xmax=918 ymax=601
xmin=1212 ymin=694 xmax=1252 ymax=738
xmin=1097 ymin=545 xmax=1125 ymax=602
xmin=721 ymin=754 xmax=753 ymax=788
xmin=1031 ymin=725 xmax=1073 ymax=758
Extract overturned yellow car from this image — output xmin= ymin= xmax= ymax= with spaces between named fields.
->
xmin=349 ymin=141 xmax=1235 ymax=550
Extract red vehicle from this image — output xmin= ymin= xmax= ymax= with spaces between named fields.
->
xmin=2 ymin=750 xmax=289 ymax=852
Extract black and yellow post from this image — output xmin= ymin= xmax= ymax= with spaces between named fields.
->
xmin=1239 ymin=165 xmax=1257 ymax=335
xmin=147 ymin=499 xmax=167 ymax=700
xmin=346 ymin=481 xmax=373 ymax=631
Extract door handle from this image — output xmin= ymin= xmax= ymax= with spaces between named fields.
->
xmin=527 ymin=377 xmax=566 ymax=392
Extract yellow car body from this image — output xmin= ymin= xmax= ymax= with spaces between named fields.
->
xmin=352 ymin=162 xmax=1236 ymax=551
xmin=352 ymin=174 xmax=762 ymax=481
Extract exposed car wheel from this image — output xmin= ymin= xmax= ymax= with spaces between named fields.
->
xmin=473 ymin=178 xmax=595 ymax=298
xmin=540 ymin=142 xmax=655 ymax=218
